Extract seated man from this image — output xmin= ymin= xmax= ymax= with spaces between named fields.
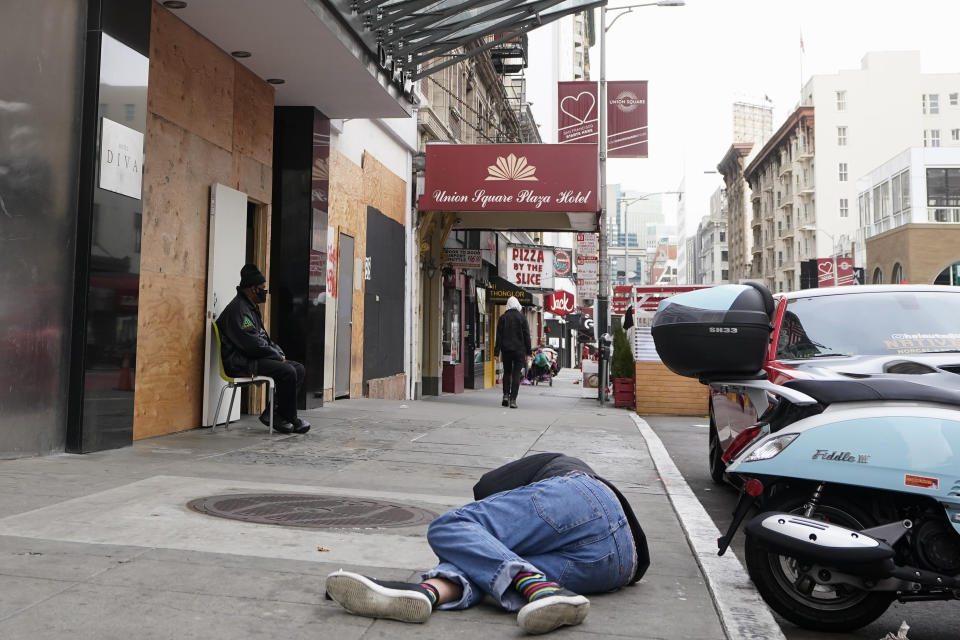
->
xmin=325 ymin=453 xmax=649 ymax=635
xmin=216 ymin=263 xmax=310 ymax=434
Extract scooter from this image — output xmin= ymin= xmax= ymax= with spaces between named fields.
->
xmin=715 ymin=376 xmax=960 ymax=632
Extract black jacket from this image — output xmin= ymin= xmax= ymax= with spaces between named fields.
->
xmin=494 ymin=308 xmax=531 ymax=357
xmin=473 ymin=452 xmax=650 ymax=584
xmin=216 ymin=289 xmax=284 ymax=376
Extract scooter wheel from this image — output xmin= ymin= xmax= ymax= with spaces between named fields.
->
xmin=744 ymin=491 xmax=894 ymax=632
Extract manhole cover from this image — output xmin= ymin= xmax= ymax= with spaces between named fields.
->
xmin=187 ymin=493 xmax=437 ymax=529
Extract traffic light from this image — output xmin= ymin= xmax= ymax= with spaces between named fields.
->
xmin=544 ymin=326 xmax=551 ymax=335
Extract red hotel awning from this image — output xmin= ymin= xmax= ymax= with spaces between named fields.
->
xmin=418 ymin=143 xmax=599 ymax=232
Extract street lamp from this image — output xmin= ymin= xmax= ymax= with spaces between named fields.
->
xmin=597 ymin=1 xmax=684 ymax=404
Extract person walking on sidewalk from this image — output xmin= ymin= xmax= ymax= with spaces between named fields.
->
xmin=216 ymin=263 xmax=310 ymax=434
xmin=325 ymin=453 xmax=650 ymax=635
xmin=494 ymin=295 xmax=532 ymax=408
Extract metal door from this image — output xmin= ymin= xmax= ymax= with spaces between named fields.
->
xmin=202 ymin=184 xmax=247 ymax=426
xmin=335 ymin=233 xmax=354 ymax=397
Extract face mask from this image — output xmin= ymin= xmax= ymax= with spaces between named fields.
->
xmin=255 ymin=287 xmax=268 ymax=303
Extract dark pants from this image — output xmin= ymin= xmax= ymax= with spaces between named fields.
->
xmin=255 ymin=358 xmax=305 ymax=422
xmin=501 ymin=351 xmax=526 ymax=401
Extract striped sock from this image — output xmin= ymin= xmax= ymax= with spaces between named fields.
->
xmin=419 ymin=582 xmax=439 ymax=607
xmin=512 ymin=572 xmax=560 ymax=602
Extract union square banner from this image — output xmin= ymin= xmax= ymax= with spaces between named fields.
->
xmin=558 ymin=81 xmax=648 ymax=158
xmin=418 ymin=143 xmax=599 ymax=213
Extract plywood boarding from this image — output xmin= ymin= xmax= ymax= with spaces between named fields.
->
xmin=148 ymin=3 xmax=235 ymax=153
xmin=635 ymin=361 xmax=709 ymax=416
xmin=232 ymin=64 xmax=274 ymax=166
xmin=133 ymin=271 xmax=207 ymax=439
xmin=362 ymin=152 xmax=406 ymax=226
xmin=135 ymin=5 xmax=274 ymax=439
xmin=328 ymin=149 xmax=367 ymax=398
xmin=140 ymin=115 xmax=232 ymax=278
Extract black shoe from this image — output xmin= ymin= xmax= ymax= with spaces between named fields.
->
xmin=271 ymin=418 xmax=295 ymax=434
xmin=290 ymin=417 xmax=311 ymax=434
xmin=517 ymin=589 xmax=589 ymax=634
xmin=325 ymin=570 xmax=433 ymax=623
xmin=258 ymin=407 xmax=273 ymax=428
xmin=510 ymin=399 xmax=518 ymax=409
xmin=502 ymin=396 xmax=509 ymax=407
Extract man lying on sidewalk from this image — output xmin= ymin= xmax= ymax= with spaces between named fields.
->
xmin=325 ymin=453 xmax=649 ymax=635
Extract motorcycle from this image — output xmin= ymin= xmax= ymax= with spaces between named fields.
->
xmin=715 ymin=376 xmax=960 ymax=632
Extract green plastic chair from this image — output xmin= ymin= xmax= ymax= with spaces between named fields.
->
xmin=211 ymin=322 xmax=275 ymax=434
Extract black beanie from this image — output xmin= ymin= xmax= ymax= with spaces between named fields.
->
xmin=239 ymin=263 xmax=266 ymax=288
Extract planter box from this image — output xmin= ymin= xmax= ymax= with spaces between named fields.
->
xmin=613 ymin=378 xmax=634 ymax=393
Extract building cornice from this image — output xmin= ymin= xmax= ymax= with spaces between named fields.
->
xmin=717 ymin=142 xmax=754 ymax=177
xmin=744 ymin=106 xmax=814 ymax=181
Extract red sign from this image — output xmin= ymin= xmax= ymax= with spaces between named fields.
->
xmin=554 ymin=249 xmax=572 ymax=276
xmin=558 ymin=81 xmax=599 ymax=144
xmin=608 ymin=81 xmax=648 ymax=159
xmin=419 ymin=144 xmax=598 ymax=213
xmin=835 ymin=257 xmax=855 ymax=286
xmin=546 ymin=289 xmax=575 ymax=315
xmin=817 ymin=258 xmax=836 ymax=287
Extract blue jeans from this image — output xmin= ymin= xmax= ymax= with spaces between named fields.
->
xmin=422 ymin=473 xmax=636 ymax=612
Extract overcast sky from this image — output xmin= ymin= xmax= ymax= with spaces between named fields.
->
xmin=528 ymin=0 xmax=960 ymax=233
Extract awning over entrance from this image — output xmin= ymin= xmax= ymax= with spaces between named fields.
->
xmin=486 ymin=276 xmax=535 ymax=306
xmin=330 ymin=0 xmax=606 ymax=80
xmin=419 ymin=143 xmax=600 ymax=232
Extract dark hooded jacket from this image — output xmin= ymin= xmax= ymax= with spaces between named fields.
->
xmin=472 ymin=452 xmax=650 ymax=584
xmin=494 ymin=308 xmax=532 ymax=357
xmin=216 ymin=288 xmax=284 ymax=376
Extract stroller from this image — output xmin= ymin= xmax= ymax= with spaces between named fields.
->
xmin=528 ymin=349 xmax=553 ymax=386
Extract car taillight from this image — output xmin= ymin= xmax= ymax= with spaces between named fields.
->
xmin=721 ymin=424 xmax=763 ymax=463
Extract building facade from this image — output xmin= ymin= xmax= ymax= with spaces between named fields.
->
xmin=859 ymin=147 xmax=960 ymax=285
xmin=746 ymin=51 xmax=960 ymax=293
xmin=695 ymin=188 xmax=729 ymax=285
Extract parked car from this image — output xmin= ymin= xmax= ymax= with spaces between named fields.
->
xmin=708 ymin=284 xmax=960 ymax=484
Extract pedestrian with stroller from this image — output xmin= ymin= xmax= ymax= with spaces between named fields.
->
xmin=494 ymin=296 xmax=531 ymax=408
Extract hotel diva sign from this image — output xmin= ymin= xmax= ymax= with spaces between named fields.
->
xmin=418 ymin=144 xmax=599 ymax=213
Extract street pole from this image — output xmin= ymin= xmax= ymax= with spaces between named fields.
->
xmin=597 ymin=3 xmax=609 ymax=405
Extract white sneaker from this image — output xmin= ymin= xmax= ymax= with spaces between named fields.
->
xmin=517 ymin=589 xmax=590 ymax=634
xmin=325 ymin=570 xmax=433 ymax=623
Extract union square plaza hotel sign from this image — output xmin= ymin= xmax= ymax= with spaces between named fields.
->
xmin=418 ymin=143 xmax=599 ymax=214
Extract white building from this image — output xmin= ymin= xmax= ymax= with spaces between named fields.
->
xmin=696 ymin=188 xmax=729 ymax=285
xmin=745 ymin=51 xmax=960 ymax=292
xmin=857 ymin=146 xmax=960 ymax=285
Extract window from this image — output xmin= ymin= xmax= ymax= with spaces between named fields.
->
xmin=840 ymin=198 xmax=849 ymax=217
xmin=872 ymin=268 xmax=884 ymax=284
xmin=924 ymin=129 xmax=941 ymax=147
xmin=901 ymin=170 xmax=911 ymax=211
xmin=778 ymin=251 xmax=783 ymax=267
xmin=123 ymin=103 xmax=135 ymax=121
xmin=892 ymin=263 xmax=904 ymax=284
xmin=951 ymin=93 xmax=959 ymax=106
xmin=892 ymin=174 xmax=902 ymax=214
xmin=839 ymin=162 xmax=848 ymax=181
xmin=836 ymin=90 xmax=846 ymax=111
xmin=953 ymin=129 xmax=960 ymax=141
xmin=721 ymin=269 xmax=729 ymax=281
xmin=721 ymin=250 xmax=728 ymax=261
xmin=719 ymin=231 xmax=726 ymax=242
xmin=923 ymin=94 xmax=940 ymax=114
xmin=837 ymin=126 xmax=847 ymax=146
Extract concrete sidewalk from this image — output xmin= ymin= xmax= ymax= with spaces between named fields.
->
xmin=0 ymin=370 xmax=760 ymax=639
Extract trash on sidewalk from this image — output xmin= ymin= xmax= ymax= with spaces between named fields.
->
xmin=880 ymin=621 xmax=910 ymax=640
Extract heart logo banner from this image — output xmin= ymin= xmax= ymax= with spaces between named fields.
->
xmin=558 ymin=81 xmax=599 ymax=144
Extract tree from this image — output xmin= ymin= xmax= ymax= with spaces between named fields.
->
xmin=610 ymin=324 xmax=635 ymax=380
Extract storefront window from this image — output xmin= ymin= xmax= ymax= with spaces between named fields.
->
xmin=442 ymin=286 xmax=461 ymax=363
